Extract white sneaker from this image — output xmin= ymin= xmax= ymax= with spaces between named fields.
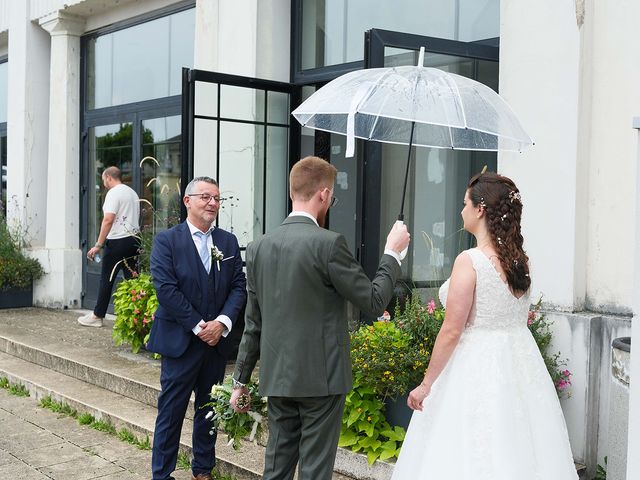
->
xmin=77 ymin=313 xmax=104 ymax=327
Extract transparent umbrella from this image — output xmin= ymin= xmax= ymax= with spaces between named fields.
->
xmin=292 ymin=47 xmax=533 ymax=219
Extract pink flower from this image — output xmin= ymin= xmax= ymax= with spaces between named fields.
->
xmin=427 ymin=300 xmax=436 ymax=315
xmin=134 ymin=308 xmax=140 ymax=315
xmin=527 ymin=311 xmax=536 ymax=325
xmin=131 ymin=271 xmax=139 ymax=278
xmin=143 ymin=317 xmax=148 ymax=325
xmin=133 ymin=318 xmax=138 ymax=325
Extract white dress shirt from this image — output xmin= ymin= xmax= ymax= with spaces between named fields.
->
xmin=186 ymin=220 xmax=232 ymax=337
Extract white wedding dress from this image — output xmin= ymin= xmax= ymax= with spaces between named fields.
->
xmin=391 ymin=248 xmax=578 ymax=480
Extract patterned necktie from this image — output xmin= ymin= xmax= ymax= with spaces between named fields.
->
xmin=194 ymin=230 xmax=211 ymax=273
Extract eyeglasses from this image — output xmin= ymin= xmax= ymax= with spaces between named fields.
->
xmin=329 ymin=196 xmax=339 ymax=207
xmin=188 ymin=193 xmax=223 ymax=204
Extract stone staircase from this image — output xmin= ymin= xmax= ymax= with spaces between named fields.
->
xmin=0 ymin=308 xmax=587 ymax=480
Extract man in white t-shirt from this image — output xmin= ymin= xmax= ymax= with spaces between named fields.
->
xmin=78 ymin=166 xmax=140 ymax=327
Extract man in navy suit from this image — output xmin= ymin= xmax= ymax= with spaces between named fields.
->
xmin=147 ymin=176 xmax=246 ymax=480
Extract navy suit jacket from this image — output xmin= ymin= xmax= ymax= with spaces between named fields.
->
xmin=146 ymin=221 xmax=247 ymax=359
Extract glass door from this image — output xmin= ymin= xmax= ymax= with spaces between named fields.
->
xmin=183 ymin=69 xmax=297 ymax=255
xmin=81 ymin=109 xmax=183 ymax=309
xmin=361 ymin=30 xmax=499 ymax=297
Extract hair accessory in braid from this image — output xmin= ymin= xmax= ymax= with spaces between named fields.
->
xmin=479 ymin=197 xmax=487 ymax=210
xmin=509 ymin=191 xmax=521 ymax=203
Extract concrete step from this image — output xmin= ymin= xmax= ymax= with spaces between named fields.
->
xmin=0 ymin=350 xmax=264 ymax=480
xmin=0 ymin=308 xmax=166 ymax=409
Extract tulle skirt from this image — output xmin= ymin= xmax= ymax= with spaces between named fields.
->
xmin=391 ymin=325 xmax=578 ymax=480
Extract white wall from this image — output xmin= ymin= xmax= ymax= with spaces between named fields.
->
xmin=584 ymin=0 xmax=640 ymax=314
xmin=499 ymin=0 xmax=584 ymax=311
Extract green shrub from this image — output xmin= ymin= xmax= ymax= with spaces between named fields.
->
xmin=112 ymin=273 xmax=158 ymax=353
xmin=0 ymin=217 xmax=44 ymax=290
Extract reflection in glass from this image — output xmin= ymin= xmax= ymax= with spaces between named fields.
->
xmin=194 ymin=118 xmax=218 ymax=178
xmin=1 ymin=136 xmax=6 ymax=216
xmin=217 ymin=122 xmax=264 ymax=248
xmin=195 ymin=82 xmax=219 ymax=118
xmin=88 ymin=123 xmax=133 ymax=273
xmin=0 ymin=62 xmax=7 ymax=124
xmin=300 ymin=0 xmax=498 ymax=70
xmin=267 ymin=91 xmax=290 ymax=125
xmin=87 ymin=8 xmax=195 ymax=109
xmin=266 ymin=127 xmax=289 ymax=233
xmin=141 ymin=116 xmax=182 ymax=234
xmin=220 ymin=85 xmax=265 ymax=122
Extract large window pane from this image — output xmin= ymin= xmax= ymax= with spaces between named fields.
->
xmin=220 ymin=85 xmax=265 ymax=122
xmin=300 ymin=0 xmax=499 ymax=69
xmin=377 ymin=50 xmax=498 ymax=290
xmin=87 ymin=8 xmax=195 ymax=109
xmin=217 ymin=122 xmax=264 ymax=248
xmin=141 ymin=116 xmax=182 ymax=233
xmin=87 ymin=123 xmax=133 ymax=274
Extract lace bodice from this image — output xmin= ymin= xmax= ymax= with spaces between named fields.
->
xmin=438 ymin=248 xmax=531 ymax=329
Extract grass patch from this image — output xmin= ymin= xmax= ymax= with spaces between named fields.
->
xmin=78 ymin=412 xmax=94 ymax=425
xmin=177 ymin=452 xmax=191 ymax=470
xmin=0 ymin=377 xmax=8 ymax=389
xmin=211 ymin=468 xmax=238 ymax=480
xmin=117 ymin=428 xmax=151 ymax=450
xmin=90 ymin=418 xmax=117 ymax=435
xmin=136 ymin=434 xmax=151 ymax=450
xmin=8 ymin=383 xmax=30 ymax=397
xmin=39 ymin=396 xmax=78 ymax=418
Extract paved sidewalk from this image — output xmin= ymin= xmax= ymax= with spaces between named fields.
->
xmin=0 ymin=387 xmax=193 ymax=480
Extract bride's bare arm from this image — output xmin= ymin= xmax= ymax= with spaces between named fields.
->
xmin=407 ymin=252 xmax=476 ymax=411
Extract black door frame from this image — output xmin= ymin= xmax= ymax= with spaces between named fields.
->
xmin=360 ymin=28 xmax=500 ymax=279
xmin=80 ymin=96 xmax=182 ymax=308
xmin=180 ymin=67 xmax=299 ymax=239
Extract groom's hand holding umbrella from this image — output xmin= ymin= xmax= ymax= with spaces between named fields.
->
xmin=385 ymin=221 xmax=411 ymax=257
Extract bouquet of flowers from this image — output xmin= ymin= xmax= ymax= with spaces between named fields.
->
xmin=204 ymin=376 xmax=268 ymax=450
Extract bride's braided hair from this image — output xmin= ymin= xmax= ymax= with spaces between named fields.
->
xmin=468 ymin=171 xmax=531 ymax=293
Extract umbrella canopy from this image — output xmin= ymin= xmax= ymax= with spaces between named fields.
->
xmin=292 ymin=48 xmax=533 ymax=157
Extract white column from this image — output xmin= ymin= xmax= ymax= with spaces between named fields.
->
xmin=5 ymin=1 xmax=50 ymax=245
xmin=499 ymin=0 xmax=585 ymax=310
xmin=34 ymin=11 xmax=85 ymax=308
xmin=627 ymin=116 xmax=640 ymax=480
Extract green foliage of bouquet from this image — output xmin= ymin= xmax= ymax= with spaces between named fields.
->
xmin=338 ymin=378 xmax=406 ymax=465
xmin=205 ymin=376 xmax=267 ymax=450
xmin=527 ymin=297 xmax=572 ymax=396
xmin=350 ymin=320 xmax=429 ymax=401
xmin=0 ymin=217 xmax=44 ymax=291
xmin=112 ymin=273 xmax=158 ymax=353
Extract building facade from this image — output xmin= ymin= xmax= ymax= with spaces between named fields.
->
xmin=0 ymin=0 xmax=638 ymax=477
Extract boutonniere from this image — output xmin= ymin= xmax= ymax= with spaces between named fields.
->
xmin=211 ymin=245 xmax=224 ymax=271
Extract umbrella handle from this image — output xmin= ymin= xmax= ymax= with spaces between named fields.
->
xmin=399 ymin=121 xmax=416 ymax=219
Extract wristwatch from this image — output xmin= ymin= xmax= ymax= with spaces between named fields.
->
xmin=232 ymin=378 xmax=246 ymax=390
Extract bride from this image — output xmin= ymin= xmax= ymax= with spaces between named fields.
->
xmin=391 ymin=172 xmax=578 ymax=480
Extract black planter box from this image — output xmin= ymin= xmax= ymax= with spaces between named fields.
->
xmin=0 ymin=284 xmax=33 ymax=309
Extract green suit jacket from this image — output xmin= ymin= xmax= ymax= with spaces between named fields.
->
xmin=234 ymin=215 xmax=401 ymax=397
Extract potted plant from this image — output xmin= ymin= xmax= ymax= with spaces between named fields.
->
xmin=0 ymin=215 xmax=44 ymax=308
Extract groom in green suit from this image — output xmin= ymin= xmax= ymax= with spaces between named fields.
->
xmin=231 ymin=156 xmax=411 ymax=480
